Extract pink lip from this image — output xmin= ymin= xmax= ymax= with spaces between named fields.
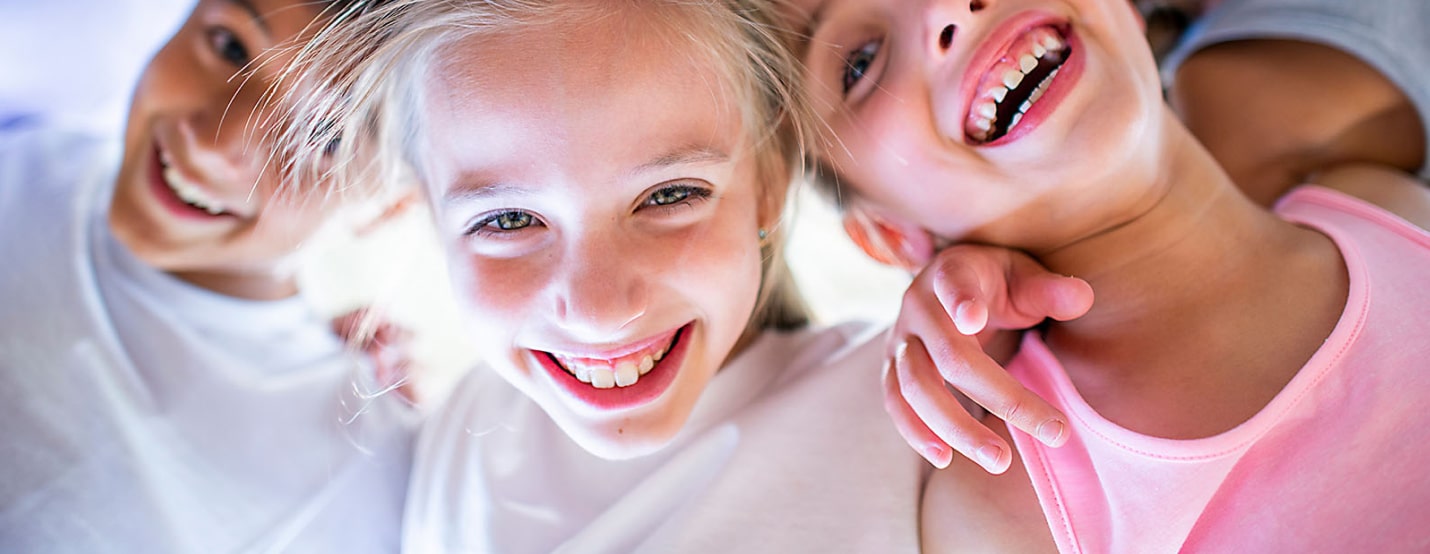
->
xmin=145 ymin=142 xmax=234 ymax=221
xmin=532 ymin=323 xmax=692 ymax=412
xmin=959 ymin=11 xmax=1084 ymax=146
xmin=546 ymin=327 xmax=681 ymax=360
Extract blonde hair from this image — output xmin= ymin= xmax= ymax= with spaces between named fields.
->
xmin=281 ymin=0 xmax=812 ymax=332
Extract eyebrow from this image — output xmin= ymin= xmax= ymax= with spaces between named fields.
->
xmin=628 ymin=145 xmax=730 ymax=176
xmin=225 ymin=0 xmax=273 ymax=36
xmin=442 ymin=145 xmax=731 ymax=204
xmin=442 ymin=181 xmax=529 ymax=204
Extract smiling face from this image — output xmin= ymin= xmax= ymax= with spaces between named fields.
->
xmin=420 ymin=15 xmax=769 ymax=459
xmin=799 ymin=0 xmax=1170 ymax=252
xmin=109 ymin=0 xmax=340 ymax=299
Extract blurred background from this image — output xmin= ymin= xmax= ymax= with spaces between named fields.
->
xmin=2 ymin=0 xmax=910 ymax=403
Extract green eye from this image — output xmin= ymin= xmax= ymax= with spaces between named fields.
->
xmin=492 ymin=211 xmax=533 ymax=230
xmin=466 ymin=210 xmax=538 ymax=236
xmin=643 ymin=184 xmax=712 ymax=209
xmin=649 ymin=187 xmax=691 ymax=206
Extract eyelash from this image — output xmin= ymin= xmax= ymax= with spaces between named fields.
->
xmin=464 ymin=210 xmax=541 ymax=238
xmin=206 ymin=27 xmax=251 ymax=68
xmin=461 ymin=183 xmax=713 ymax=238
xmin=842 ymin=39 xmax=882 ymax=95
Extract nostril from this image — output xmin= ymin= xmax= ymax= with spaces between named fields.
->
xmin=970 ymin=0 xmax=986 ymax=12
xmin=939 ymin=25 xmax=956 ymax=50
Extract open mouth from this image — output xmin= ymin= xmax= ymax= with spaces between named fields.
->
xmin=546 ymin=326 xmax=682 ymax=389
xmin=533 ymin=323 xmax=692 ymax=411
xmin=964 ymin=24 xmax=1072 ymax=145
xmin=151 ymin=145 xmax=235 ymax=218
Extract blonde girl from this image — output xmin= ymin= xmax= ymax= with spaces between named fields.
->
xmin=285 ymin=0 xmax=934 ymax=551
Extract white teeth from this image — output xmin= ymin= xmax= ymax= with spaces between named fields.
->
xmin=614 ymin=362 xmax=639 ymax=387
xmin=162 ymin=166 xmax=225 ymax=215
xmin=991 ymin=87 xmax=1008 ymax=103
xmin=1009 ymin=112 xmax=1024 ymax=129
xmin=975 ymin=118 xmax=993 ymax=132
xmin=1041 ymin=34 xmax=1064 ymax=51
xmin=591 ymin=368 xmax=616 ymax=389
xmin=1033 ymin=43 xmax=1047 ymax=58
xmin=554 ymin=335 xmax=675 ymax=390
xmin=976 ymin=101 xmax=997 ymax=119
xmin=1019 ymin=100 xmax=1032 ymax=114
xmin=1018 ymin=54 xmax=1037 ymax=73
xmin=1002 ymin=69 xmax=1024 ymax=90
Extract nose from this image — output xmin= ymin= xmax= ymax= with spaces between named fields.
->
xmin=923 ymin=0 xmax=991 ymax=57
xmin=175 ymin=74 xmax=274 ymax=192
xmin=550 ymin=229 xmax=650 ymax=340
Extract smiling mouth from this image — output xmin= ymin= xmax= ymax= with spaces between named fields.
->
xmin=158 ymin=149 xmax=232 ymax=216
xmin=545 ymin=327 xmax=684 ymax=390
xmin=965 ymin=24 xmax=1071 ymax=144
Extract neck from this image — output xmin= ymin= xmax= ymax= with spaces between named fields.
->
xmin=1030 ymin=110 xmax=1347 ymax=438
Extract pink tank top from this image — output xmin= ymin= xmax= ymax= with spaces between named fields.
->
xmin=1008 ymin=186 xmax=1430 ymax=552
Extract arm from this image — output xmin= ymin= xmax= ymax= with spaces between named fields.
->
xmin=1309 ymin=163 xmax=1430 ymax=231
xmin=1170 ymin=39 xmax=1426 ymax=206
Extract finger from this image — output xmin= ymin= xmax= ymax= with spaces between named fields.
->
xmin=920 ymin=335 xmax=1069 ymax=449
xmin=1006 ymin=256 xmax=1094 ymax=323
xmin=883 ymin=358 xmax=955 ymax=468
xmin=926 ymin=254 xmax=997 ymax=335
xmin=896 ymin=338 xmax=1013 ymax=474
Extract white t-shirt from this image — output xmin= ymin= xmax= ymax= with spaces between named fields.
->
xmin=404 ymin=321 xmax=924 ymax=553
xmin=0 ymin=129 xmax=415 ymax=553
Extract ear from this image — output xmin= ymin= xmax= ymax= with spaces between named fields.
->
xmin=841 ymin=204 xmax=934 ymax=271
xmin=354 ymin=187 xmax=421 ymax=237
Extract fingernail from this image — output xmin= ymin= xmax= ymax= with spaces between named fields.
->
xmin=953 ymin=301 xmax=975 ymax=334
xmin=1036 ymin=419 xmax=1066 ymax=446
xmin=894 ymin=339 xmax=909 ymax=362
xmin=926 ymin=444 xmax=951 ymax=469
xmin=976 ymin=444 xmax=1002 ymax=467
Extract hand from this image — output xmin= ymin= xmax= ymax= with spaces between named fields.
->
xmin=884 ymin=244 xmax=1093 ymax=473
xmin=332 ymin=308 xmax=421 ymax=404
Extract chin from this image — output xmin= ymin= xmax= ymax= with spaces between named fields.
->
xmin=560 ymin=415 xmax=685 ymax=460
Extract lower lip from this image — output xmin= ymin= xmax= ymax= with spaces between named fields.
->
xmin=145 ymin=145 xmax=228 ymax=221
xmin=983 ymin=29 xmax=1085 ymax=147
xmin=533 ymin=323 xmax=692 ymax=412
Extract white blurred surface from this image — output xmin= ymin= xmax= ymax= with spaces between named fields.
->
xmin=0 ymin=0 xmax=196 ymax=132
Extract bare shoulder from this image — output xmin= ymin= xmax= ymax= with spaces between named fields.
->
xmin=1308 ymin=163 xmax=1430 ymax=231
xmin=920 ymin=417 xmax=1056 ymax=554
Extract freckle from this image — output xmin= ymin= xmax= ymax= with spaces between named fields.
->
xmin=618 ymin=428 xmax=624 ymax=435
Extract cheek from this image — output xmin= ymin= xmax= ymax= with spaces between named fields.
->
xmin=447 ymin=248 xmax=550 ymax=342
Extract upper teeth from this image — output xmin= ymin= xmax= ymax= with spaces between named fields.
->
xmin=162 ymin=165 xmax=226 ymax=215
xmin=553 ymin=340 xmax=671 ymax=390
xmin=966 ymin=27 xmax=1068 ymax=142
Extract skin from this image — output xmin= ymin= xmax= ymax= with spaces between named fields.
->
xmin=108 ymin=0 xmax=347 ymax=301
xmin=794 ymin=0 xmax=1407 ymax=545
xmin=419 ymin=14 xmax=775 ymax=460
xmin=1171 ymin=38 xmax=1426 ymax=206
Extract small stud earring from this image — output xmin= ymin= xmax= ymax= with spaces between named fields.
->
xmin=757 ymin=228 xmax=768 ymax=241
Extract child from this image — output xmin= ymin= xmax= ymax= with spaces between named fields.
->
xmin=283 ymin=0 xmax=945 ymax=551
xmin=796 ymin=0 xmax=1430 ymax=550
xmin=0 ymin=1 xmax=414 ymax=551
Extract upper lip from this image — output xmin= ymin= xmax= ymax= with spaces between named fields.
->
xmin=155 ymin=136 xmax=254 ymax=218
xmin=535 ymin=324 xmax=686 ymax=360
xmin=958 ymin=10 xmax=1069 ymax=140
